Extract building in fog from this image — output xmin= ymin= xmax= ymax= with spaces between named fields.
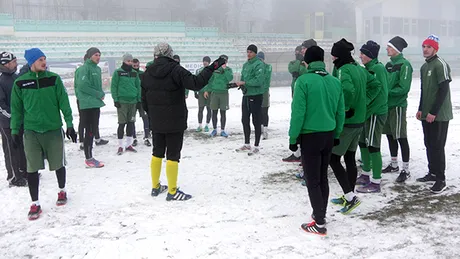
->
xmin=355 ymin=0 xmax=460 ymax=47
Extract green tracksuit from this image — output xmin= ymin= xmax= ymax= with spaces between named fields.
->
xmin=209 ymin=66 xmax=233 ymax=110
xmin=11 ymin=70 xmax=73 ymax=172
xmin=359 ymin=58 xmax=389 ymax=182
xmin=289 ymin=61 xmax=345 ymax=144
xmin=74 ymin=59 xmax=105 ymax=110
xmin=333 ymin=61 xmax=374 ymax=156
xmin=241 ymin=56 xmax=265 ymax=96
xmin=262 ymin=63 xmax=272 ymax=108
xmin=384 ymin=53 xmax=413 ymax=139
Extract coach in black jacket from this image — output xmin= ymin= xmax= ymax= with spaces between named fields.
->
xmin=141 ymin=42 xmax=225 ymax=201
xmin=0 ymin=52 xmax=27 ymax=187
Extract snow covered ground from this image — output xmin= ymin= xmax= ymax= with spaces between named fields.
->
xmin=1 ymin=80 xmax=460 ymax=259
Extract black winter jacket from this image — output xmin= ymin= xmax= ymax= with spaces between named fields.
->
xmin=141 ymin=56 xmax=214 ymax=133
xmin=0 ymin=65 xmax=18 ymax=128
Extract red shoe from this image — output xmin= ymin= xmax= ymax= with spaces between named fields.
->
xmin=28 ymin=204 xmax=42 ymax=221
xmin=125 ymin=145 xmax=137 ymax=153
xmin=56 ymin=191 xmax=67 ymax=206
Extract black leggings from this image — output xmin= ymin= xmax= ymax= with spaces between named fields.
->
xmin=242 ymin=95 xmax=263 ymax=146
xmin=80 ymin=108 xmax=100 ymax=159
xmin=261 ymin=107 xmax=269 ymax=127
xmin=387 ymin=135 xmax=410 ymax=162
xmin=330 ymin=151 xmax=358 ymax=194
xmin=212 ymin=110 xmax=227 ymax=130
xmin=198 ymin=106 xmax=212 ymax=124
xmin=28 ymin=167 xmax=66 ymax=202
xmin=133 ymin=113 xmax=151 ymax=139
xmin=118 ymin=122 xmax=135 ymax=139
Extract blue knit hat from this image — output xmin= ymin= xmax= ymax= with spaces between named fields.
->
xmin=24 ymin=48 xmax=46 ymax=66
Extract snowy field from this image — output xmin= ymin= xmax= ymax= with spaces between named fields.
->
xmin=1 ymin=80 xmax=460 ymax=259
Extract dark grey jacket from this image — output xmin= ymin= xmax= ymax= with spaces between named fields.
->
xmin=0 ymin=65 xmax=18 ymax=128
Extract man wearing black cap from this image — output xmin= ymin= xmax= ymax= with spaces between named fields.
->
xmin=328 ymin=38 xmax=381 ymax=214
xmin=235 ymin=44 xmax=265 ymax=155
xmin=383 ymin=36 xmax=413 ymax=183
xmin=195 ymin=56 xmax=212 ymax=133
xmin=289 ymin=46 xmax=345 ymax=235
xmin=0 ymin=51 xmax=27 ymax=187
xmin=355 ymin=41 xmax=389 ymax=193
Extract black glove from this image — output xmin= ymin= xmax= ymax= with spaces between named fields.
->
xmin=289 ymin=144 xmax=298 ymax=152
xmin=292 ymin=72 xmax=300 ymax=79
xmin=227 ymin=83 xmax=238 ymax=89
xmin=210 ymin=57 xmax=226 ymax=71
xmin=12 ymin=134 xmax=20 ymax=149
xmin=239 ymin=85 xmax=248 ymax=95
xmin=345 ymin=109 xmax=355 ymax=119
xmin=194 ymin=92 xmax=199 ymax=99
xmin=114 ymin=102 xmax=121 ymax=108
xmin=66 ymin=127 xmax=78 ymax=143
xmin=334 ymin=139 xmax=340 ymax=146
xmin=136 ymin=102 xmax=142 ymax=109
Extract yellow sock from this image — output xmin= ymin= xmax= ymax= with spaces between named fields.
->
xmin=166 ymin=160 xmax=179 ymax=195
xmin=150 ymin=156 xmax=163 ymax=189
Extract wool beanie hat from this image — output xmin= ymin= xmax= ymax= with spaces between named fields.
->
xmin=86 ymin=47 xmax=101 ymax=59
xmin=302 ymin=39 xmax=317 ymax=49
xmin=422 ymin=34 xmax=439 ymax=51
xmin=295 ymin=45 xmax=302 ymax=52
xmin=360 ymin=40 xmax=380 ymax=59
xmin=0 ymin=52 xmax=16 ymax=65
xmin=304 ymin=46 xmax=325 ymax=64
xmin=123 ymin=53 xmax=133 ymax=62
xmin=247 ymin=44 xmax=258 ymax=54
xmin=24 ymin=48 xmax=46 ymax=66
xmin=388 ymin=36 xmax=408 ymax=53
xmin=203 ymin=56 xmax=211 ymax=63
xmin=257 ymin=51 xmax=265 ymax=60
xmin=154 ymin=42 xmax=174 ymax=59
xmin=331 ymin=38 xmax=354 ymax=58
xmin=219 ymin=54 xmax=229 ymax=61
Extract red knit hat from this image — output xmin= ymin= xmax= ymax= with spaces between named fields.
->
xmin=423 ymin=34 xmax=439 ymax=51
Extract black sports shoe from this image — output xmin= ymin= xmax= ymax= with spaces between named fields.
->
xmin=9 ymin=177 xmax=27 ymax=187
xmin=430 ymin=180 xmax=447 ymax=194
xmin=382 ymin=164 xmax=399 ymax=173
xmin=282 ymin=154 xmax=301 ymax=163
xmin=132 ymin=139 xmax=138 ymax=147
xmin=301 ymin=221 xmax=326 ymax=236
xmin=151 ymin=184 xmax=168 ymax=197
xmin=416 ymin=173 xmax=437 ymax=183
xmin=396 ymin=170 xmax=410 ymax=183
xmin=144 ymin=138 xmax=152 ymax=147
xmin=166 ymin=190 xmax=192 ymax=201
xmin=95 ymin=139 xmax=109 ymax=146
